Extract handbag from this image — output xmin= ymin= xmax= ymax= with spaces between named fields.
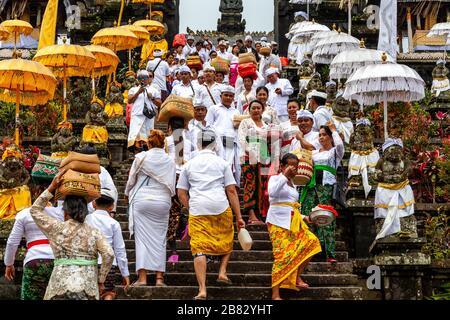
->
xmin=142 ymin=88 xmax=157 ymax=120
xmin=31 ymin=154 xmax=61 ymax=182
xmin=331 ymin=149 xmax=346 ymax=208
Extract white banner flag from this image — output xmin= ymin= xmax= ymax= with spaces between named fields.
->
xmin=378 ymin=0 xmax=397 ymax=61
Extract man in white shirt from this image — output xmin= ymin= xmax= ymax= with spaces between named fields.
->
xmin=177 ymin=129 xmax=245 ymax=300
xmin=171 ymin=65 xmax=198 ymax=101
xmin=308 ymin=90 xmax=332 ymax=132
xmin=265 ymin=68 xmax=294 ymax=123
xmin=216 ymin=40 xmax=234 ymax=84
xmin=85 ymin=188 xmax=130 ymax=299
xmin=259 ymin=45 xmax=282 ymax=83
xmin=240 ymin=35 xmax=260 ymax=63
xmin=189 ymin=98 xmax=223 ymax=157
xmin=182 ymin=35 xmax=196 ymax=58
xmin=127 ymin=70 xmax=162 ymax=151
xmin=199 ymin=65 xmax=222 ymax=109
xmin=206 ymin=85 xmax=241 ymax=186
xmin=290 ymin=109 xmax=321 ymax=151
xmin=146 ymin=49 xmax=171 ymax=101
xmin=4 ymin=182 xmax=64 ymax=300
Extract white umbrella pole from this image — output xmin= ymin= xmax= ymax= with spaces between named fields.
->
xmin=307 ymin=2 xmax=310 ymax=18
xmin=348 ymin=0 xmax=352 ymax=35
xmin=383 ymin=91 xmax=388 ymax=140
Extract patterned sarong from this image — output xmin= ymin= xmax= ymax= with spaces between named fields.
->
xmin=21 ymin=259 xmax=54 ymax=300
xmin=189 ymin=207 xmax=234 ymax=256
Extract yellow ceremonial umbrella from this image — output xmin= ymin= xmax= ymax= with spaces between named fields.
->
xmin=0 ymin=53 xmax=57 ymax=145
xmin=92 ymin=24 xmax=139 ymax=52
xmin=133 ymin=17 xmax=165 ymax=36
xmin=0 ymin=15 xmax=33 ymax=53
xmin=121 ymin=21 xmax=150 ymax=71
xmin=0 ymin=26 xmax=10 ymax=41
xmin=85 ymin=45 xmax=120 ymax=97
xmin=33 ymin=38 xmax=96 ymax=121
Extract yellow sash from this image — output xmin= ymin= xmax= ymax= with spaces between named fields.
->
xmin=378 ymin=179 xmax=410 ymax=190
xmin=333 ymin=115 xmax=352 ymax=123
xmin=271 ymin=202 xmax=307 ymax=233
xmin=352 ymin=148 xmax=377 ymax=156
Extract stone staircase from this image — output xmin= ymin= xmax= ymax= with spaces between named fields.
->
xmin=110 ymin=158 xmax=370 ymax=300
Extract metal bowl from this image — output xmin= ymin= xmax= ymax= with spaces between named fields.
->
xmin=310 ymin=209 xmax=335 ymax=227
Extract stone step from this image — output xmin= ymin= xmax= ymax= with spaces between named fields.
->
xmin=123 ymin=239 xmax=348 ymax=252
xmin=118 ymin=272 xmax=360 ymax=287
xmin=126 ymin=261 xmax=354 ymax=274
xmin=115 ymin=285 xmax=364 ymax=300
xmin=124 ymin=249 xmax=349 ymax=262
xmin=121 ymin=230 xmax=271 ymax=240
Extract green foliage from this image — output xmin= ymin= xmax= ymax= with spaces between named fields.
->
xmin=0 ymin=101 xmax=15 ymax=136
xmin=422 ymin=211 xmax=450 ymax=260
xmin=427 ymin=282 xmax=450 ymax=300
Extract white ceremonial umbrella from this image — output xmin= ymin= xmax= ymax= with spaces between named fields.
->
xmin=427 ymin=22 xmax=450 ymax=60
xmin=312 ymin=30 xmax=360 ymax=64
xmin=307 ymin=27 xmax=338 ymax=53
xmin=343 ymin=53 xmax=425 ymax=140
xmin=330 ymin=44 xmax=395 ymax=80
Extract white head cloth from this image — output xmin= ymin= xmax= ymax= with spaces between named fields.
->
xmin=295 ymin=11 xmax=309 ymax=20
xmin=137 ymin=69 xmax=149 ymax=78
xmin=221 ymin=85 xmax=235 ymax=95
xmin=297 ymin=109 xmax=314 ymax=120
xmin=356 ymin=118 xmax=371 ymax=127
xmin=179 ymin=65 xmax=191 ymax=73
xmin=382 ymin=138 xmax=404 ymax=152
xmin=307 ymin=90 xmax=327 ymax=100
xmin=265 ymin=67 xmax=279 ymax=77
xmin=245 ymin=35 xmax=253 ymax=42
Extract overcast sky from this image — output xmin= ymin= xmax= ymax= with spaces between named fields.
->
xmin=179 ymin=0 xmax=274 ymax=33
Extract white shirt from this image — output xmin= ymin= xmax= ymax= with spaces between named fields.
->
xmin=166 ymin=130 xmax=195 ymax=174
xmin=259 ymin=54 xmax=282 ymax=81
xmin=188 ymin=119 xmax=223 ymax=156
xmin=182 ymin=44 xmax=196 ymax=58
xmin=289 ymin=130 xmax=321 ymax=151
xmin=313 ymin=106 xmax=333 ymax=131
xmin=199 ymin=48 xmax=210 ymax=63
xmin=85 ymin=210 xmax=130 ymax=277
xmin=236 ymin=89 xmax=256 ymax=114
xmin=265 ymin=79 xmax=294 ymax=117
xmin=146 ymin=58 xmax=170 ymax=92
xmin=4 ymin=206 xmax=64 ymax=266
xmin=88 ymin=166 xmax=119 ymax=214
xmin=217 ymin=50 xmax=234 ymax=62
xmin=234 ymin=72 xmax=266 ymax=98
xmin=266 ymin=174 xmax=303 ymax=230
xmin=312 ymin=131 xmax=344 ymax=185
xmin=177 ymin=149 xmax=236 ymax=216
xmin=205 ymin=103 xmax=240 ymax=139
xmin=171 ymin=82 xmax=198 ymax=100
xmin=200 ymin=82 xmax=223 ymax=109
xmin=128 ymin=84 xmax=161 ymax=116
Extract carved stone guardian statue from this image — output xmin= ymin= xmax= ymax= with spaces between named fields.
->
xmin=51 ymin=121 xmax=76 ymax=157
xmin=373 ymin=138 xmax=417 ymax=240
xmin=331 ymin=94 xmax=354 ymax=144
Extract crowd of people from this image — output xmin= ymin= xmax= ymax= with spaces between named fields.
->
xmin=4 ymin=33 xmax=346 ymax=301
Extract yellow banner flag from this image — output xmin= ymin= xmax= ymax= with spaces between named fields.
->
xmin=38 ymin=0 xmax=59 ymax=50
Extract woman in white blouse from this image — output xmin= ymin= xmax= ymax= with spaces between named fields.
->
xmin=236 ymin=76 xmax=256 ymax=114
xmin=266 ymin=153 xmax=321 ymax=300
xmin=238 ymin=100 xmax=271 ymax=225
xmin=299 ymin=121 xmax=344 ymax=263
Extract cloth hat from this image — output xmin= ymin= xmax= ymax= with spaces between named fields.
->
xmin=137 ymin=69 xmax=150 ymax=78
xmin=219 ymin=40 xmax=227 ymax=46
xmin=356 ymin=118 xmax=371 ymax=127
xmin=326 ymin=80 xmax=336 ymax=88
xmin=100 ymin=188 xmax=115 ymax=202
xmin=203 ymin=41 xmax=210 ymax=46
xmin=198 ymin=70 xmax=204 ymax=77
xmin=382 ymin=138 xmax=403 ymax=152
xmin=265 ymin=67 xmax=280 ymax=77
xmin=179 ymin=65 xmax=191 ymax=73
xmin=437 ymin=59 xmax=446 ymax=65
xmin=221 ymin=85 xmax=235 ymax=94
xmin=153 ymin=49 xmax=163 ymax=58
xmin=245 ymin=35 xmax=253 ymax=42
xmin=260 ymin=36 xmax=268 ymax=42
xmin=199 ymin=129 xmax=216 ymax=145
xmin=203 ymin=64 xmax=216 ymax=72
xmin=187 ymin=35 xmax=195 ymax=41
xmin=193 ymin=97 xmax=206 ymax=108
xmin=296 ymin=109 xmax=314 ymax=120
xmin=295 ymin=11 xmax=309 ymax=20
xmin=307 ymin=90 xmax=327 ymax=100
xmin=271 ymin=41 xmax=278 ymax=46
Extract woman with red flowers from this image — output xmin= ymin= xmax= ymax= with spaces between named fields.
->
xmin=299 ymin=121 xmax=344 ymax=263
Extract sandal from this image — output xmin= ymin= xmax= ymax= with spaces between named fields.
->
xmin=130 ymin=281 xmax=146 ymax=287
xmin=216 ymin=278 xmax=233 ymax=286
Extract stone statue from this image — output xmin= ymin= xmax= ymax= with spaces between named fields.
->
xmin=326 ymin=81 xmax=337 ymax=106
xmin=306 ymin=72 xmax=323 ymax=92
xmin=431 ymin=59 xmax=450 ymax=98
xmin=348 ymin=118 xmax=379 ymax=192
xmin=86 ymin=99 xmax=108 ymax=126
xmin=0 ymin=147 xmax=30 ymax=189
xmin=373 ymin=138 xmax=417 ymax=240
xmin=105 ymin=83 xmax=124 ymax=119
xmin=51 ymin=122 xmax=76 ymax=155
xmin=219 ymin=0 xmax=243 ymax=12
xmin=331 ymin=95 xmax=354 ymax=144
